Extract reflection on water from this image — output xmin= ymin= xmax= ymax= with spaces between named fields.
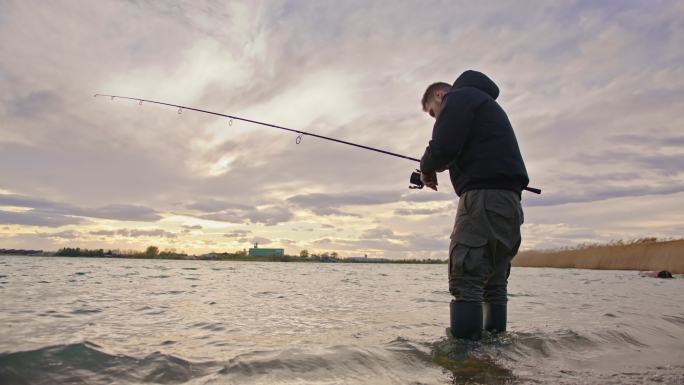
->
xmin=432 ymin=335 xmax=515 ymax=385
xmin=0 ymin=256 xmax=683 ymax=384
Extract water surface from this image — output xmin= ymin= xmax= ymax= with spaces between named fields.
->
xmin=0 ymin=256 xmax=682 ymax=384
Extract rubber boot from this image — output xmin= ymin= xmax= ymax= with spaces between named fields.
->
xmin=484 ymin=303 xmax=507 ymax=333
xmin=449 ymin=300 xmax=482 ymax=340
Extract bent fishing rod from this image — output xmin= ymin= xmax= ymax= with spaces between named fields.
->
xmin=94 ymin=93 xmax=542 ymax=195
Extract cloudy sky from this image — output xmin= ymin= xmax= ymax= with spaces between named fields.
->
xmin=1 ymin=1 xmax=683 ymax=258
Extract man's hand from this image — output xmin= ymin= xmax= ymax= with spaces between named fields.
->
xmin=420 ymin=171 xmax=438 ymax=191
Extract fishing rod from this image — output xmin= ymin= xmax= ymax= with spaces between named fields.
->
xmin=93 ymin=93 xmax=542 ymax=195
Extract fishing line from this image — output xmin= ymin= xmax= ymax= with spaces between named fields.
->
xmin=93 ymin=93 xmax=541 ymax=194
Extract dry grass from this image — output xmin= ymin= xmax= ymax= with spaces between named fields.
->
xmin=513 ymin=238 xmax=684 ymax=273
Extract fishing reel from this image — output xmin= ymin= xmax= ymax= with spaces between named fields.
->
xmin=409 ymin=169 xmax=424 ymax=189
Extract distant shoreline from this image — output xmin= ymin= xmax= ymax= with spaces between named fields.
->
xmin=0 ymin=248 xmax=446 ymax=265
xmin=3 ymin=238 xmax=682 ymax=272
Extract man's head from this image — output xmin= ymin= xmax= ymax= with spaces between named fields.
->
xmin=421 ymin=82 xmax=451 ymax=119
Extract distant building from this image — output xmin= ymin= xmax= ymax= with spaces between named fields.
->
xmin=348 ymin=254 xmax=388 ymax=262
xmin=248 ymin=242 xmax=284 ymax=257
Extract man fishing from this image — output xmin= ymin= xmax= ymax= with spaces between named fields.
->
xmin=419 ymin=70 xmax=529 ymax=340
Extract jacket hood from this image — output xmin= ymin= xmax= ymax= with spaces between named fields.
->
xmin=452 ymin=70 xmax=500 ymax=100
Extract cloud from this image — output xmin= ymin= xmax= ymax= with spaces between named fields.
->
xmin=394 ymin=207 xmax=450 ymax=216
xmin=0 ymin=209 xmax=86 ymax=228
xmin=310 ymin=225 xmax=449 ymax=257
xmin=404 ymin=191 xmax=454 ymax=203
xmin=77 ymin=204 xmax=162 ymax=222
xmin=521 ymin=191 xmax=684 ymax=249
xmin=250 ymin=236 xmax=271 ymax=246
xmin=88 ymin=228 xmax=177 ymax=238
xmin=184 ymin=198 xmax=295 ymax=225
xmin=223 ymin=229 xmax=252 ymax=242
xmin=185 ymin=199 xmax=250 ymax=213
xmin=9 ymin=90 xmax=59 ymax=118
xmin=41 ymin=230 xmax=81 ymax=239
xmin=0 ymin=194 xmax=162 ymax=224
xmin=311 ymin=234 xmax=447 ymax=258
xmin=359 ymin=227 xmax=395 ymax=239
xmin=287 ymin=191 xmax=404 ymax=216
xmin=89 ymin=229 xmax=119 ymax=236
xmin=0 ymin=194 xmax=68 ymax=211
xmin=181 ymin=224 xmax=203 ymax=233
xmin=608 ymin=133 xmax=684 ymax=148
xmin=198 ymin=205 xmax=294 ymax=226
xmin=1 ymin=1 xmax=683 ymax=254
xmin=244 ymin=206 xmax=295 ymax=226
xmin=224 ymin=229 xmax=251 ymax=237
xmin=128 ymin=229 xmax=177 ymax=238
xmin=524 ymin=182 xmax=684 ymax=207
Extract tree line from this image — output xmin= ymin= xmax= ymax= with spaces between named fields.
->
xmin=49 ymin=246 xmax=446 ymax=264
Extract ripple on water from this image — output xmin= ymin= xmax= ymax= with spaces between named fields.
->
xmin=662 ymin=314 xmax=684 ymax=327
xmin=216 ymin=340 xmax=443 ymax=384
xmin=0 ymin=342 xmax=217 ymax=384
xmin=414 ymin=298 xmax=447 ymax=304
xmin=70 ymin=308 xmax=102 ymax=315
xmin=150 ymin=290 xmax=183 ymax=295
xmin=595 ymin=329 xmax=648 ymax=348
xmin=3 ymin=340 xmax=443 ymax=385
xmin=38 ymin=311 xmax=71 ymax=318
xmin=490 ymin=329 xmax=598 ymax=360
xmin=198 ymin=323 xmax=226 ymax=332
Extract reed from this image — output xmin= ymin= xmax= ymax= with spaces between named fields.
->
xmin=513 ymin=238 xmax=684 ymax=273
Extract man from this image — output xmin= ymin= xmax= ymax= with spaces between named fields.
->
xmin=419 ymin=70 xmax=529 ymax=340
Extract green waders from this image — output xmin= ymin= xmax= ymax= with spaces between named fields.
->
xmin=448 ymin=189 xmax=523 ymax=340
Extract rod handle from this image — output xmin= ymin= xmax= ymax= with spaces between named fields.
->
xmin=524 ymin=186 xmax=542 ymax=194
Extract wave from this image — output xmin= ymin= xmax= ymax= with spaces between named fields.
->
xmin=0 ymin=340 xmax=443 ymax=385
xmin=430 ymin=324 xmax=684 ymax=384
xmin=1 ymin=326 xmax=680 ymax=385
xmin=0 ymin=337 xmax=514 ymax=385
xmin=0 ymin=342 xmax=217 ymax=385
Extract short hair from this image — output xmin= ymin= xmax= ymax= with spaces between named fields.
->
xmin=421 ymin=82 xmax=451 ymax=111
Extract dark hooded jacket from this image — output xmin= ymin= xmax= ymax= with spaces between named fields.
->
xmin=420 ymin=70 xmax=529 ymax=196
